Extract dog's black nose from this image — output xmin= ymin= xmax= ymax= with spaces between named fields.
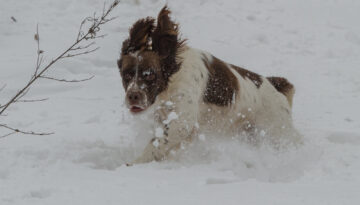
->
xmin=127 ymin=91 xmax=143 ymax=105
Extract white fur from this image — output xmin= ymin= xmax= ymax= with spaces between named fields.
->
xmin=133 ymin=46 xmax=302 ymax=163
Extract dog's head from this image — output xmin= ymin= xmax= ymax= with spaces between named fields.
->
xmin=117 ymin=6 xmax=184 ymax=114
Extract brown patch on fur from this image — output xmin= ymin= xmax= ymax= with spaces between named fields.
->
xmin=151 ymin=6 xmax=185 ymax=80
xmin=267 ymin=77 xmax=295 ymax=107
xmin=118 ymin=55 xmax=136 ymax=73
xmin=231 ymin=65 xmax=263 ymax=88
xmin=121 ymin=17 xmax=155 ymax=55
xmin=203 ymin=55 xmax=239 ymax=106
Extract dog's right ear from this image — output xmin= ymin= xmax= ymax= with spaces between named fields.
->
xmin=151 ymin=6 xmax=181 ymax=58
xmin=121 ymin=17 xmax=155 ymax=55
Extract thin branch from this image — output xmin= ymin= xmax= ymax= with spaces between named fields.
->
xmin=40 ymin=75 xmax=94 ymax=83
xmin=0 ymin=89 xmax=39 ymax=108
xmin=86 ymin=34 xmax=108 ymax=40
xmin=60 ymin=47 xmax=100 ymax=59
xmin=16 ymin=98 xmax=49 ymax=103
xmin=77 ymin=17 xmax=91 ymax=41
xmin=0 ymin=131 xmax=16 ymax=139
xmin=0 ymin=0 xmax=119 ymax=139
xmin=34 ymin=24 xmax=42 ymax=78
xmin=0 ymin=0 xmax=119 ymax=117
xmin=70 ymin=42 xmax=96 ymax=51
xmin=13 ymin=88 xmax=30 ymax=103
xmin=0 ymin=124 xmax=54 ymax=137
xmin=102 ymin=2 xmax=107 ymax=17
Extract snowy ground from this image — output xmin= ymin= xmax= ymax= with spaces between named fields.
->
xmin=1 ymin=0 xmax=360 ymax=204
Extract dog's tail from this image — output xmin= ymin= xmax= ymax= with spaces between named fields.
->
xmin=267 ymin=77 xmax=295 ymax=107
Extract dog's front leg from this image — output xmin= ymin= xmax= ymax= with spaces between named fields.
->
xmin=133 ymin=96 xmax=197 ymax=164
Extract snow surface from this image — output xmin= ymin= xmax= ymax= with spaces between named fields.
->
xmin=1 ymin=0 xmax=360 ymax=204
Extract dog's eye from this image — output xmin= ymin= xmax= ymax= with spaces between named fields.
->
xmin=145 ymin=74 xmax=155 ymax=81
xmin=124 ymin=73 xmax=133 ymax=81
xmin=143 ymin=71 xmax=155 ymax=81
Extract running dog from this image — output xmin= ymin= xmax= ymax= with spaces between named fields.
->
xmin=117 ymin=6 xmax=302 ymax=163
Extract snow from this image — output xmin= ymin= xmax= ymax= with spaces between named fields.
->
xmin=162 ymin=111 xmax=178 ymax=124
xmin=142 ymin=70 xmax=151 ymax=76
xmin=152 ymin=138 xmax=159 ymax=147
xmin=1 ymin=0 xmax=360 ymax=204
xmin=155 ymin=127 xmax=164 ymax=138
xmin=165 ymin=101 xmax=173 ymax=106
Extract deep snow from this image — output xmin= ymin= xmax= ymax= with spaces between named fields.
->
xmin=1 ymin=0 xmax=360 ymax=204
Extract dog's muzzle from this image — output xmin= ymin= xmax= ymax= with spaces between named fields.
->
xmin=126 ymin=90 xmax=147 ymax=113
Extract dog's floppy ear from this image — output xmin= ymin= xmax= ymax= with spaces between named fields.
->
xmin=121 ymin=17 xmax=155 ymax=55
xmin=151 ymin=6 xmax=182 ymax=57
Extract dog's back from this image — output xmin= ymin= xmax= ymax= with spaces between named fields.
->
xmin=267 ymin=77 xmax=295 ymax=107
xmin=173 ymin=47 xmax=301 ymax=146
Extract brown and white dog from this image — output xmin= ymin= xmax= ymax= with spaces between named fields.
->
xmin=117 ymin=6 xmax=302 ymax=164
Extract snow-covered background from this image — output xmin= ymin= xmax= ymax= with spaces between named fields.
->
xmin=1 ymin=0 xmax=360 ymax=204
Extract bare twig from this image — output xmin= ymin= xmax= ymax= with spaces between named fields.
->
xmin=0 ymin=0 xmax=120 ymax=138
xmin=60 ymin=47 xmax=100 ymax=59
xmin=1 ymin=98 xmax=48 ymax=109
xmin=70 ymin=42 xmax=96 ymax=51
xmin=16 ymin=98 xmax=49 ymax=103
xmin=0 ymin=124 xmax=54 ymax=138
xmin=40 ymin=75 xmax=94 ymax=83
xmin=0 ymin=131 xmax=17 ymax=139
xmin=0 ymin=0 xmax=119 ymax=116
xmin=14 ymin=88 xmax=30 ymax=102
xmin=33 ymin=24 xmax=44 ymax=78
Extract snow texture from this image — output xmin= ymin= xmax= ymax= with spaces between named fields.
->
xmin=1 ymin=0 xmax=360 ymax=204
xmin=162 ymin=111 xmax=178 ymax=125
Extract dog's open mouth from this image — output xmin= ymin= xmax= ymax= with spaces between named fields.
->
xmin=130 ymin=106 xmax=145 ymax=113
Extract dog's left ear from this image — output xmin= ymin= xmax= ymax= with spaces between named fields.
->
xmin=121 ymin=17 xmax=155 ymax=55
xmin=151 ymin=6 xmax=182 ymax=58
xmin=118 ymin=17 xmax=155 ymax=71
